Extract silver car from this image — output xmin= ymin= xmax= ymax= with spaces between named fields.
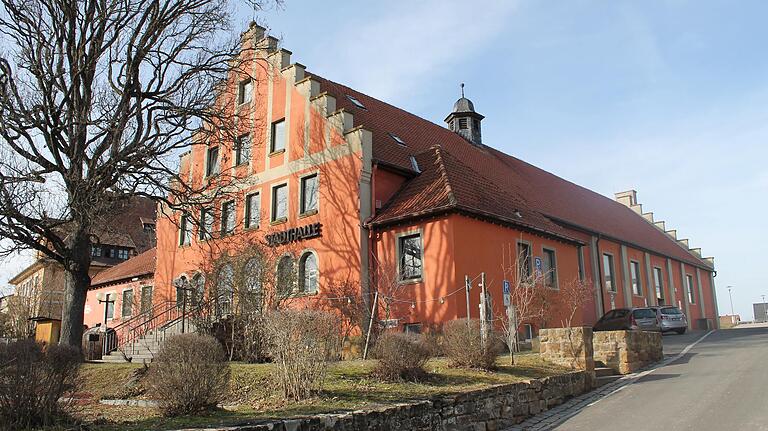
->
xmin=650 ymin=306 xmax=688 ymax=334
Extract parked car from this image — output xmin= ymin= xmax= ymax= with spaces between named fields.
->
xmin=649 ymin=305 xmax=688 ymax=334
xmin=593 ymin=307 xmax=662 ymax=332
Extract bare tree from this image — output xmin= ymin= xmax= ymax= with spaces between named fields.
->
xmin=497 ymin=243 xmax=549 ymax=364
xmin=0 ymin=0 xmax=279 ymax=347
xmin=558 ymin=276 xmax=595 ymax=329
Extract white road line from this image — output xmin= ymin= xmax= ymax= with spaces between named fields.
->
xmin=587 ymin=330 xmax=715 ymax=406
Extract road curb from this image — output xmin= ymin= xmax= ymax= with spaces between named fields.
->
xmin=508 ymin=330 xmax=716 ymax=430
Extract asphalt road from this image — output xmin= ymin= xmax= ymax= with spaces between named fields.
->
xmin=555 ymin=326 xmax=768 ymax=430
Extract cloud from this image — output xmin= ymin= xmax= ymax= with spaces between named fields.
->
xmin=310 ymin=0 xmax=519 ymax=104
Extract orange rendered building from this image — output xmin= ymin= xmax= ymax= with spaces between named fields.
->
xmin=90 ymin=24 xmax=720 ymax=339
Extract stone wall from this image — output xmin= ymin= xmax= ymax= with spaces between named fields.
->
xmin=210 ymin=371 xmax=592 ymax=431
xmin=593 ymin=330 xmax=663 ymax=374
xmin=539 ymin=327 xmax=595 ymax=372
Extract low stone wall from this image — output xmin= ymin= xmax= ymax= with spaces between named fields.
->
xmin=593 ymin=330 xmax=663 ymax=374
xmin=207 ymin=371 xmax=591 ymax=431
xmin=539 ymin=327 xmax=595 ymax=372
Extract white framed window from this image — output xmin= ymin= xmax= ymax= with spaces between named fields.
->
xmin=205 ymin=146 xmax=220 ymax=177
xmin=179 ymin=214 xmax=192 ymax=246
xmin=686 ymin=274 xmax=696 ymax=304
xmin=220 ymin=201 xmax=236 ymax=236
xmin=105 ymin=293 xmax=115 ymax=320
xmin=630 ymin=261 xmax=642 ymax=296
xmin=517 ymin=242 xmax=532 ymax=279
xmin=270 ymin=119 xmax=286 ymax=153
xmin=542 ymin=248 xmax=557 ymax=288
xmin=398 ymin=232 xmax=423 ymax=281
xmin=603 ymin=253 xmax=616 ymax=292
xmin=121 ymin=289 xmax=134 ymax=318
xmin=298 ymin=251 xmax=318 ymax=294
xmin=245 ymin=192 xmax=260 ymax=229
xmin=238 ymin=79 xmax=253 ymax=105
xmin=271 ymin=183 xmax=288 ymax=223
xmin=91 ymin=245 xmax=102 ymax=257
xmin=199 ymin=208 xmax=213 ymax=240
xmin=235 ymin=134 xmax=251 ymax=166
xmin=117 ymin=249 xmax=129 ymax=260
xmin=299 ymin=173 xmax=319 ymax=215
xmin=653 ymin=267 xmax=664 ymax=304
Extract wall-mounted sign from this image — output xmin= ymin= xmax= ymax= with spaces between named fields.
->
xmin=534 ymin=257 xmax=543 ymax=276
xmin=266 ymin=222 xmax=322 ymax=247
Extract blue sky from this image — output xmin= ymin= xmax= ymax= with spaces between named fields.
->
xmin=3 ymin=0 xmax=766 ymax=320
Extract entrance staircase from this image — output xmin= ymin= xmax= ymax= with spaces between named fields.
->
xmin=100 ymin=300 xmax=197 ymax=364
xmin=594 ymin=362 xmax=621 ymax=387
xmin=100 ymin=318 xmax=196 ymax=363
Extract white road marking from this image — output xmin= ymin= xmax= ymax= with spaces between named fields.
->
xmin=586 ymin=330 xmax=715 ymax=407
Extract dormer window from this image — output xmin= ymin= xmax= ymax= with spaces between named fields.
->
xmin=389 ymin=133 xmax=406 ymax=146
xmin=346 ymin=94 xmax=366 ymax=110
xmin=410 ymin=156 xmax=420 ymax=173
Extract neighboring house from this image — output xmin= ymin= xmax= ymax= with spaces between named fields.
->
xmin=8 ymin=197 xmax=157 ymax=330
xmin=84 ymin=248 xmax=156 ymax=328
xmin=145 ymin=24 xmax=719 ymax=339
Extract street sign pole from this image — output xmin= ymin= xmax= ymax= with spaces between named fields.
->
xmin=465 ymin=275 xmax=472 ymax=324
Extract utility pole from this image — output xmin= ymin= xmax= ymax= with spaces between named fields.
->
xmin=478 ymin=272 xmax=489 ymax=348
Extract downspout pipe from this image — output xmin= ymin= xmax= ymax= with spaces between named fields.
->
xmin=595 ymin=234 xmax=606 ymax=316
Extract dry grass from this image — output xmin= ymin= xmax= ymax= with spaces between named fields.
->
xmin=74 ymin=353 xmax=566 ymax=431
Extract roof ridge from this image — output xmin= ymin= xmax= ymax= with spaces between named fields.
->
xmin=429 ymin=145 xmax=458 ymax=206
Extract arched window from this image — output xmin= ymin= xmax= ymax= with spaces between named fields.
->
xmin=276 ymin=255 xmax=294 ymax=297
xmin=244 ymin=258 xmax=262 ymax=294
xmin=298 ymin=252 xmax=318 ymax=294
xmin=217 ymin=264 xmax=234 ymax=316
xmin=191 ymin=273 xmax=205 ymax=306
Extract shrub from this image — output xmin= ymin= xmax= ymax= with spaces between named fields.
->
xmin=147 ymin=333 xmax=230 ymax=416
xmin=262 ymin=309 xmax=341 ymax=401
xmin=442 ymin=319 xmax=502 ymax=370
xmin=373 ymin=333 xmax=431 ymax=381
xmin=0 ymin=339 xmax=81 ymax=428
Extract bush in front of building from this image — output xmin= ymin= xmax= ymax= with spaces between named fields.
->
xmin=442 ymin=319 xmax=502 ymax=370
xmin=0 ymin=339 xmax=81 ymax=428
xmin=262 ymin=309 xmax=341 ymax=401
xmin=373 ymin=332 xmax=431 ymax=382
xmin=147 ymin=333 xmax=230 ymax=416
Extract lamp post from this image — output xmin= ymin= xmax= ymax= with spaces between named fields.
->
xmin=727 ymin=286 xmax=734 ymax=318
xmin=98 ymin=295 xmax=115 ymax=329
xmin=173 ymin=277 xmax=193 ymax=333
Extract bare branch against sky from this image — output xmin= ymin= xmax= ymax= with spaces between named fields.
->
xmin=0 ymin=0 xmax=277 ymax=347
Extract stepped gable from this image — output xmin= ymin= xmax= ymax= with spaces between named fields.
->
xmin=90 ymin=248 xmax=156 ymax=287
xmin=307 ymin=74 xmax=711 ymax=269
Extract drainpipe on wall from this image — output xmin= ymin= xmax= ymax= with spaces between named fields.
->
xmin=595 ymin=235 xmax=606 ymax=317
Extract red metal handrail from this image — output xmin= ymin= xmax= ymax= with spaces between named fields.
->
xmin=104 ymin=300 xmax=186 ymax=356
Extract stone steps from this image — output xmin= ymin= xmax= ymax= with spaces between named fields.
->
xmin=595 ymin=367 xmax=616 ymax=378
xmin=595 ymin=374 xmax=622 ymax=387
xmin=100 ymin=319 xmax=196 ymax=364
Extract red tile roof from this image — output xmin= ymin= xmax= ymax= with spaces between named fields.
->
xmin=311 ymin=75 xmax=712 ymax=269
xmin=90 ymin=248 xmax=156 ymax=287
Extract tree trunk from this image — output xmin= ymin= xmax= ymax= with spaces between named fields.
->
xmin=59 ymin=227 xmax=92 ymax=349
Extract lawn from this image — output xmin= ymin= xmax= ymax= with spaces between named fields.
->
xmin=74 ymin=353 xmax=567 ymax=431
